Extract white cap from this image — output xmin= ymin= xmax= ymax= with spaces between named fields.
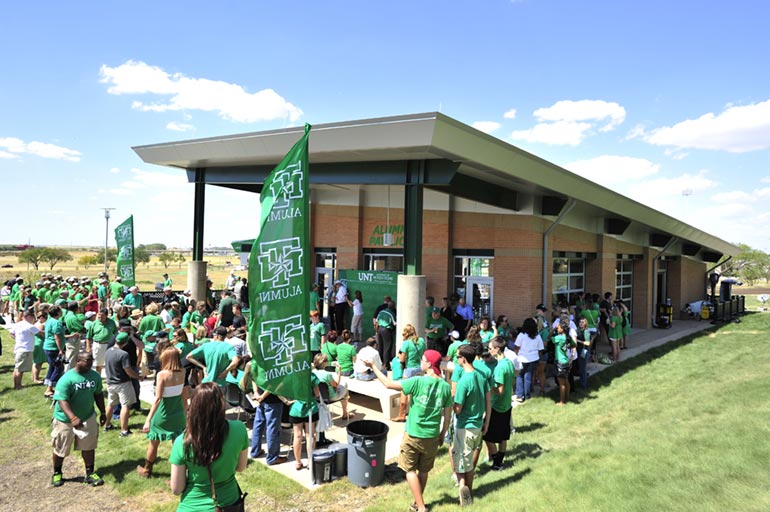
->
xmin=450 ymin=330 xmax=461 ymax=340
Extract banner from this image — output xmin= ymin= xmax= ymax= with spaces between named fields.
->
xmin=248 ymin=124 xmax=312 ymax=403
xmin=337 ymin=269 xmax=399 ymax=340
xmin=114 ymin=215 xmax=135 ymax=287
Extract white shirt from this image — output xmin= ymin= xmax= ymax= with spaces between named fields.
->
xmin=160 ymin=309 xmax=172 ymax=324
xmin=354 ymin=345 xmax=383 ymax=374
xmin=514 ymin=332 xmax=544 ymax=363
xmin=352 ymin=299 xmax=364 ymax=316
xmin=12 ymin=320 xmax=40 ymax=353
xmin=335 ymin=285 xmax=348 ymax=304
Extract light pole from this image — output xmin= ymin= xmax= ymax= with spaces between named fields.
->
xmin=102 ymin=208 xmax=115 ymax=274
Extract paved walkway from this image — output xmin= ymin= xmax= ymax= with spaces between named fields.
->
xmin=136 ymin=317 xmax=716 ymax=490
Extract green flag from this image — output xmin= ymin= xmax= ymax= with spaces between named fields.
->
xmin=247 ymin=124 xmax=312 ymax=403
xmin=114 ymin=215 xmax=135 ymax=287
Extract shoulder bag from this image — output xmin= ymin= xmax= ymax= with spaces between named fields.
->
xmin=207 ymin=465 xmax=247 ymax=512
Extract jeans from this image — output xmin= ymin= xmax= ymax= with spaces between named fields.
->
xmin=515 ymin=361 xmax=536 ymax=400
xmin=578 ymin=348 xmax=590 ymax=388
xmin=251 ymin=400 xmax=284 ymax=463
xmin=44 ymin=349 xmax=64 ymax=387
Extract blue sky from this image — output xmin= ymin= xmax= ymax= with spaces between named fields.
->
xmin=2 ymin=0 xmax=769 ymax=251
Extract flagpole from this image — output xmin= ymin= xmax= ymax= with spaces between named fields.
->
xmin=308 ymin=410 xmax=314 ymax=485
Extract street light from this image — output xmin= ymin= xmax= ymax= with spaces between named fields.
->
xmin=101 ymin=208 xmax=115 ymax=274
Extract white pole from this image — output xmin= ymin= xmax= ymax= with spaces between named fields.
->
xmin=308 ymin=410 xmax=314 ymax=485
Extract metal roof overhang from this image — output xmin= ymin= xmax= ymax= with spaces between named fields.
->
xmin=133 ymin=112 xmax=739 ymax=258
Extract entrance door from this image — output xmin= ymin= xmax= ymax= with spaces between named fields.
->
xmin=315 ymin=268 xmax=335 ymax=320
xmin=466 ymin=277 xmax=494 ymax=323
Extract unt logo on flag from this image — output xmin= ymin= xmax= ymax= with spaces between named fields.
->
xmin=269 ymin=162 xmax=304 ymax=210
xmin=259 ymin=315 xmax=307 ymax=369
xmin=258 ymin=237 xmax=303 ymax=288
xmin=116 ymin=224 xmax=133 ymax=240
xmin=119 ymin=266 xmax=135 ymax=280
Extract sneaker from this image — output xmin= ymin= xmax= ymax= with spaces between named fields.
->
xmin=459 ymin=485 xmax=472 ymax=507
xmin=103 ymin=423 xmax=115 ymax=432
xmin=491 ymin=452 xmax=504 ymax=470
xmin=84 ymin=472 xmax=104 ymax=487
xmin=119 ymin=430 xmax=132 ymax=438
xmin=51 ymin=473 xmax=64 ymax=487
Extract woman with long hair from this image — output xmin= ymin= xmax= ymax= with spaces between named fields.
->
xmin=513 ymin=318 xmax=544 ymax=402
xmin=138 ymin=344 xmax=189 ymax=478
xmin=169 ymin=382 xmax=248 ymax=511
xmin=400 ymin=324 xmax=426 ymax=379
xmin=288 ymin=370 xmax=321 ymax=470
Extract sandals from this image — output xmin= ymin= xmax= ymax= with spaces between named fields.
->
xmin=295 ymin=462 xmax=306 ymax=471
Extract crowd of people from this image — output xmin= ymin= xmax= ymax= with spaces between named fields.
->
xmin=1 ymin=270 xmax=632 ymax=511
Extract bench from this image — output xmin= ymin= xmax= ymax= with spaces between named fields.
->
xmin=342 ymin=375 xmax=402 ymax=420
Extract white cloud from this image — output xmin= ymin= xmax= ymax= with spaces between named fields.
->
xmin=630 ymin=170 xmax=717 ymax=201
xmin=644 ymin=99 xmax=770 ymax=153
xmin=166 ymin=121 xmax=195 ymax=132
xmin=761 ymin=176 xmax=770 ymax=183
xmin=503 ymin=109 xmax=517 ymax=120
xmin=100 ymin=60 xmax=303 ymax=123
xmin=624 ymin=124 xmax=645 ymax=141
xmin=0 ymin=137 xmax=81 ymax=162
xmin=0 ymin=150 xmax=17 ymax=159
xmin=664 ymin=148 xmax=689 ymax=160
xmin=472 ymin=121 xmax=501 ymax=134
xmin=512 ymin=120 xmax=592 ymax=146
xmin=533 ymin=100 xmax=626 ymax=132
xmin=711 ymin=190 xmax=755 ymax=203
xmin=109 ymin=167 xmax=120 ymax=174
xmin=565 ymin=155 xmax=660 ymax=185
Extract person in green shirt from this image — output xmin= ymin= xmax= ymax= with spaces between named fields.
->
xmin=63 ymin=301 xmax=85 ymax=371
xmin=43 ymin=306 xmax=67 ymax=398
xmin=185 ymin=327 xmax=238 ymax=386
xmin=162 ymin=273 xmax=173 ymax=289
xmin=122 ymin=286 xmax=143 ymax=310
xmin=86 ymin=309 xmax=118 ymax=374
xmin=50 ymin=351 xmax=107 ymax=488
xmin=553 ymin=319 xmax=576 ymax=406
xmin=320 ymin=328 xmax=338 ymax=362
xmin=365 ymin=349 xmax=452 ymax=512
xmin=608 ymin=305 xmax=623 ymax=363
xmin=483 ymin=337 xmax=515 ymax=470
xmin=401 ymin=324 xmax=426 ymax=379
xmin=169 ymin=383 xmax=248 ymax=511
xmin=309 ymin=283 xmax=321 ymax=314
xmin=452 ymin=343 xmax=491 ymax=507
xmin=335 ymin=332 xmax=357 ymax=376
xmin=309 ymin=310 xmax=326 ymax=355
xmin=425 ymin=307 xmax=453 ymax=355
xmin=477 ymin=316 xmax=497 ymax=344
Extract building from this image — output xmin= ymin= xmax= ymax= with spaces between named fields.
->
xmin=133 ymin=112 xmax=738 ymax=329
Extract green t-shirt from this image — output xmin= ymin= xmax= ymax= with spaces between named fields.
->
xmin=52 ymin=369 xmax=103 ymax=423
xmin=609 ymin=314 xmax=624 ymax=340
xmin=190 ymin=311 xmax=206 ymax=328
xmin=376 ymin=308 xmax=395 ymax=328
xmin=181 ymin=311 xmax=193 ymax=329
xmin=479 ymin=329 xmax=495 ymax=344
xmin=175 ymin=340 xmax=196 ymax=361
xmin=491 ymin=358 xmax=515 ymax=413
xmin=310 ymin=321 xmax=326 ymax=352
xmin=401 ymin=337 xmax=426 ymax=369
xmin=122 ymin=293 xmax=143 ymax=309
xmin=309 ymin=291 xmax=320 ymax=310
xmin=401 ymin=375 xmax=452 ymax=439
xmin=553 ymin=333 xmax=574 ymax=364
xmin=425 ymin=316 xmax=453 ymax=339
xmin=97 ymin=285 xmax=107 ymax=299
xmin=138 ymin=314 xmax=166 ymax=337
xmin=169 ymin=420 xmax=248 ymax=512
xmin=446 ymin=340 xmax=467 ymax=364
xmin=43 ymin=316 xmax=64 ymax=351
xmin=454 ymin=369 xmax=488 ymax=429
xmin=391 ymin=357 xmax=404 ymax=380
xmin=321 ymin=340 xmax=337 ymax=361
xmin=336 ymin=343 xmax=356 ymax=373
xmin=581 ymin=308 xmax=599 ymax=329
xmin=109 ymin=281 xmax=124 ymax=300
xmin=64 ymin=310 xmax=84 ymax=335
xmin=289 ymin=373 xmax=320 ymax=418
xmin=86 ymin=318 xmax=118 ymax=344
xmin=189 ymin=342 xmax=236 ymax=386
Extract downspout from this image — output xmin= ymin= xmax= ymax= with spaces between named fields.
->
xmin=651 ymin=237 xmax=678 ymax=327
xmin=542 ymin=198 xmax=577 ymax=306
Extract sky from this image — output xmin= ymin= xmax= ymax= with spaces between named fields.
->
xmin=2 ymin=0 xmax=769 ymax=252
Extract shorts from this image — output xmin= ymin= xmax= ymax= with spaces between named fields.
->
xmin=451 ymin=427 xmax=482 ymax=473
xmin=399 ymin=433 xmax=440 ymax=474
xmin=331 ymin=384 xmax=348 ymax=401
xmin=555 ymin=362 xmax=571 ymax=378
xmin=289 ymin=412 xmax=319 ymax=424
xmin=483 ymin=408 xmax=512 ymax=443
xmin=51 ymin=414 xmax=98 ymax=457
xmin=92 ymin=343 xmax=109 ymax=367
xmin=14 ymin=351 xmax=33 ymax=372
xmin=107 ymin=381 xmax=137 ymax=408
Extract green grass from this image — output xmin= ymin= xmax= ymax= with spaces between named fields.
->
xmin=2 ymin=313 xmax=770 ymax=511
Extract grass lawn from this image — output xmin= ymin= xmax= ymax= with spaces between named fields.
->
xmin=1 ymin=313 xmax=769 ymax=511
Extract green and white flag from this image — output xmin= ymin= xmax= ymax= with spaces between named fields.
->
xmin=248 ymin=124 xmax=312 ymax=403
xmin=114 ymin=215 xmax=135 ymax=287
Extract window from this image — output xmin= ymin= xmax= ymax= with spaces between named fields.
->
xmin=453 ymin=253 xmax=493 ymax=299
xmin=315 ymin=249 xmax=336 ymax=270
xmin=363 ymin=248 xmax=403 ymax=272
xmin=552 ymin=258 xmax=584 ymax=307
xmin=616 ymin=259 xmax=633 ymax=322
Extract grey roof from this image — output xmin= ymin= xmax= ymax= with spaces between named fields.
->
xmin=133 ymin=112 xmax=739 ymax=257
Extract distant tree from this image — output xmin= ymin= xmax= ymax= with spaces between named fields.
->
xmin=175 ymin=252 xmax=186 ymax=269
xmin=721 ymin=244 xmax=770 ymax=286
xmin=134 ymin=246 xmax=150 ymax=264
xmin=18 ymin=247 xmax=47 ymax=270
xmin=42 ymin=248 xmax=73 ymax=270
xmin=144 ymin=243 xmax=167 ymax=251
xmin=94 ymin=248 xmax=118 ymax=269
xmin=158 ymin=252 xmax=176 ymax=269
xmin=78 ymin=254 xmax=100 ymax=269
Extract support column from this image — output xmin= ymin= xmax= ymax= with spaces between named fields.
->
xmin=396 ymin=275 xmax=426 ymax=354
xmin=187 ymin=261 xmax=208 ymax=304
xmin=192 ymin=168 xmax=206 ymax=262
xmin=404 ymin=160 xmax=425 ymax=275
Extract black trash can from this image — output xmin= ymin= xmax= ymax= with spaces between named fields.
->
xmin=347 ymin=420 xmax=389 ymax=487
xmin=312 ymin=449 xmax=334 ymax=485
xmin=329 ymin=443 xmax=348 ymax=478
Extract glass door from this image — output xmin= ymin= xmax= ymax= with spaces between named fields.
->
xmin=466 ymin=276 xmax=494 ymax=323
xmin=315 ymin=267 xmax=335 ymax=321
